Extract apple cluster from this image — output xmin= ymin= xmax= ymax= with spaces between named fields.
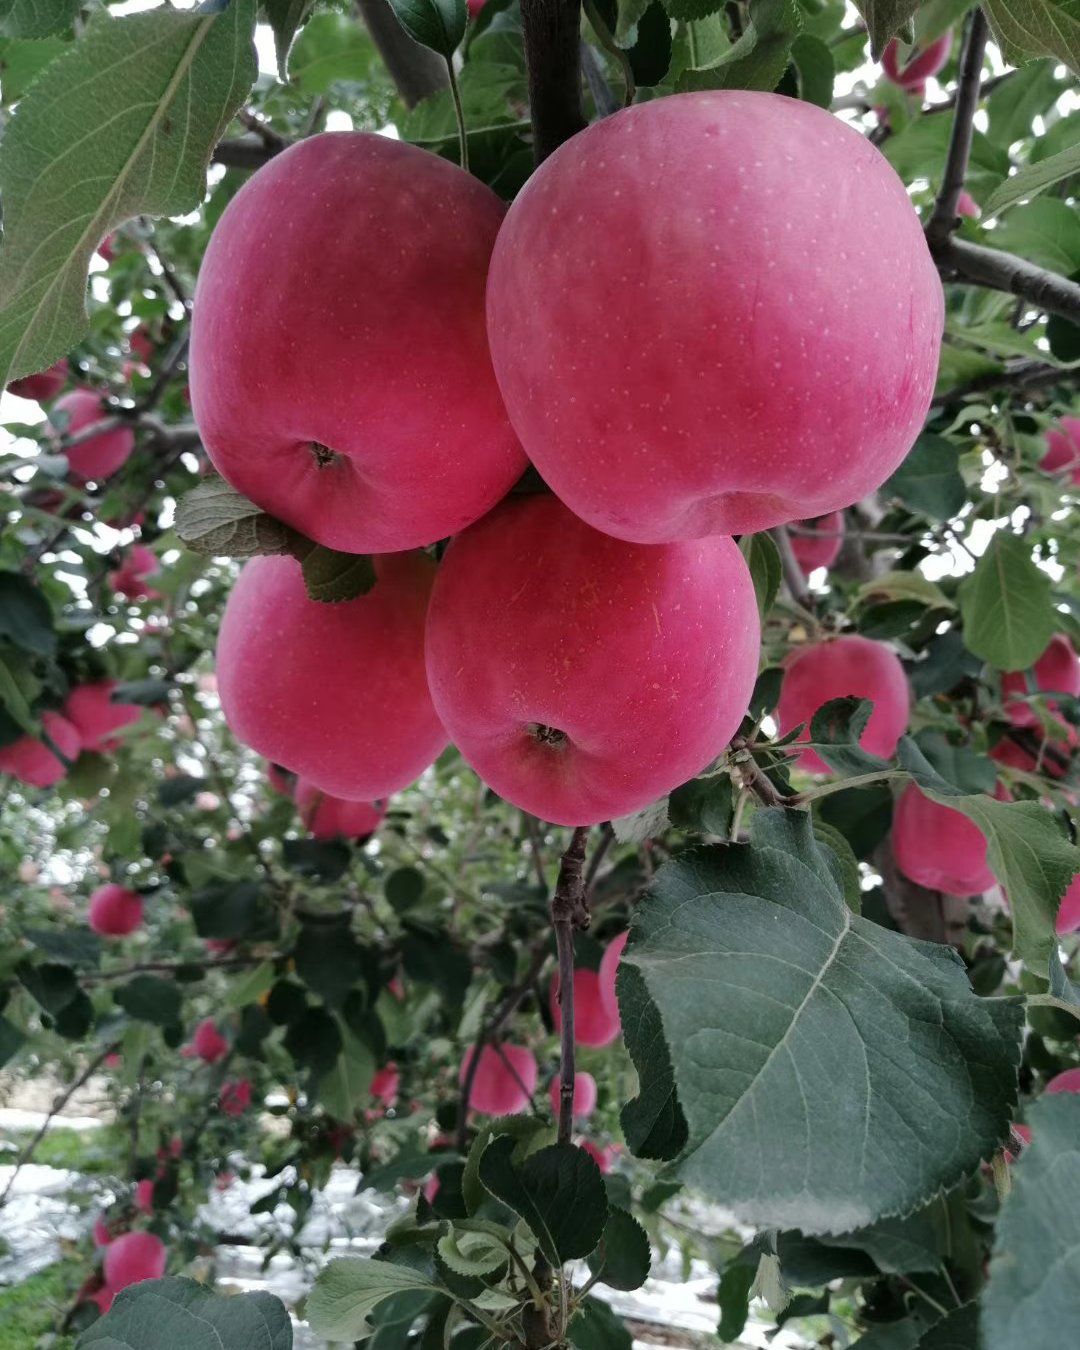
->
xmin=190 ymin=91 xmax=944 ymax=827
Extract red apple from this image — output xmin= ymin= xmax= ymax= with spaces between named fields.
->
xmin=53 ymin=389 xmax=134 ymax=484
xmin=425 ymin=494 xmax=759 ymax=825
xmin=580 ymin=1140 xmax=620 ymax=1173
xmin=8 ymin=359 xmax=68 ymax=403
xmin=881 ymin=31 xmax=952 ymax=88
xmin=991 ymin=723 xmax=1077 ymax=779
xmin=92 ymin=1215 xmax=112 ymax=1248
xmin=188 ymin=1018 xmax=229 ymax=1064
xmin=891 ymin=783 xmax=994 ymax=896
xmin=956 ymin=191 xmax=980 ymax=219
xmin=134 ymin=1179 xmax=154 ymax=1214
xmin=1057 ymin=875 xmax=1080 ymax=935
xmin=460 ymin=1043 xmax=538 ymax=1115
xmin=551 ymin=968 xmax=621 ymax=1047
xmin=217 ymin=552 xmax=446 ymax=800
xmin=1041 ymin=417 xmax=1080 ymax=484
xmin=1001 ymin=634 xmax=1080 ymax=728
xmin=219 ymin=1078 xmax=252 ymax=1116
xmin=370 ymin=1062 xmax=400 ymax=1106
xmin=789 ymin=512 xmax=844 ymax=577
xmin=189 ymin=132 xmax=525 ymax=554
xmin=103 ymin=1231 xmax=166 ymax=1291
xmin=598 ymin=931 xmax=628 ymax=1017
xmin=109 ymin=544 xmax=161 ymax=602
xmin=548 ymin=1070 xmax=597 ymax=1119
xmin=295 ymin=779 xmax=386 ymax=840
xmin=777 ymin=635 xmax=910 ymax=774
xmin=1046 ymin=1068 xmax=1080 ymax=1094
xmin=486 ymin=92 xmax=942 ymax=543
xmin=0 ymin=712 xmax=81 ymax=787
xmin=88 ymin=884 xmax=143 ymax=937
xmin=64 ymin=681 xmax=141 ymax=753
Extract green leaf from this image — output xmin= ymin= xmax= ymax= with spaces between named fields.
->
xmin=790 ymin=33 xmax=834 ymax=107
xmin=624 ymin=810 xmax=1023 ymax=1233
xmin=883 ymin=434 xmax=966 ymax=521
xmin=175 ymin=477 xmax=303 ymax=560
xmin=316 ymin=1025 xmax=376 ymax=1120
xmin=284 ymin=1006 xmax=343 ymax=1075
xmin=0 ymin=572 xmax=56 ymax=656
xmin=587 ymin=1206 xmax=651 ymax=1290
xmin=190 ymin=880 xmax=277 ymax=941
xmin=225 ymin=961 xmax=276 ymax=1010
xmin=0 ymin=651 xmax=38 ymax=734
xmin=461 ymin=1113 xmax=552 ymax=1214
xmin=0 ymin=0 xmax=78 ymax=40
xmin=853 ymin=0 xmax=919 ymax=58
xmin=717 ymin=1255 xmax=757 ymax=1342
xmin=568 ymin=1295 xmax=633 ymax=1350
xmin=76 ymin=1276 xmax=293 ymax=1348
xmin=983 ymin=0 xmax=1079 ymax=76
xmin=617 ymin=961 xmax=688 ymax=1161
xmin=262 ymin=0 xmax=311 ymax=77
xmin=0 ymin=35 xmax=67 ymax=103
xmin=812 ymin=818 xmax=861 ymax=913
xmin=386 ymin=0 xmax=466 ymax=59
xmin=437 ymin=1222 xmax=510 ymax=1277
xmin=739 ymin=533 xmax=782 ymax=619
xmin=0 ymin=1016 xmax=25 ymax=1070
xmin=25 ymin=926 xmax=101 ymax=968
xmin=478 ymin=1136 xmax=608 ymax=1264
xmin=305 ymin=1258 xmax=440 ymax=1341
xmin=17 ymin=959 xmax=77 ymax=1015
xmin=114 ymin=975 xmax=182 ymax=1026
xmin=983 ymin=142 xmax=1080 ymax=220
xmin=385 ymin=866 xmax=425 ymax=910
xmin=957 ymin=532 xmax=1056 ymax=671
xmin=0 ymin=0 xmax=257 ymax=387
xmin=678 ymin=0 xmax=800 ymax=91
xmin=300 ymin=545 xmax=377 ymax=604
xmin=289 ymin=10 xmax=377 ymax=93
xmin=989 ymin=197 xmax=1080 ymax=274
xmin=294 ymin=921 xmax=368 ymax=1010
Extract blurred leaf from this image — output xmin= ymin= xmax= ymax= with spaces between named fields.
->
xmin=568 ymin=1296 xmax=633 ymax=1350
xmin=678 ymin=0 xmax=801 ymax=90
xmin=290 ymin=10 xmax=377 ymax=92
xmin=263 ymin=0 xmax=311 ymax=76
xmin=791 ymin=33 xmax=834 ymax=106
xmin=990 ymin=197 xmax=1080 ymax=274
xmin=957 ymin=532 xmax=1056 ymax=670
xmin=306 ymin=1258 xmax=438 ymax=1341
xmin=317 ymin=1025 xmax=376 ymax=1118
xmin=0 ymin=0 xmax=77 ymax=39
xmin=284 ymin=1006 xmax=343 ymax=1074
xmin=883 ymin=433 xmax=966 ymax=520
xmin=739 ymin=532 xmax=782 ymax=619
xmin=77 ymin=1276 xmax=292 ymax=1347
xmin=0 ymin=572 xmax=56 ymax=656
xmin=114 ymin=975 xmax=182 ymax=1026
xmin=478 ymin=1136 xmax=608 ymax=1263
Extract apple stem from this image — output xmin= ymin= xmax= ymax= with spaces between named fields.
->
xmin=551 ymin=825 xmax=590 ymax=1145
xmin=445 ymin=58 xmax=470 ymax=174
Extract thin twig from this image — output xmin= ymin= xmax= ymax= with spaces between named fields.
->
xmin=926 ymin=8 xmax=988 ymax=250
xmin=771 ymin=524 xmax=814 ymax=611
xmin=520 ymin=0 xmax=587 ymax=163
xmin=551 ymin=827 xmax=590 ymax=1145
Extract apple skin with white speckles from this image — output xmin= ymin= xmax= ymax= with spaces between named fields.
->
xmin=424 ymin=494 xmax=760 ymax=826
xmin=486 ymin=92 xmax=944 ymax=544
xmin=190 ymin=133 xmax=526 ymax=554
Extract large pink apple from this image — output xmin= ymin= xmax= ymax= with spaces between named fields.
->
xmin=460 ymin=1043 xmax=538 ymax=1115
xmin=217 ymin=552 xmax=447 ymax=801
xmin=88 ymin=883 xmax=143 ymax=937
xmin=777 ymin=635 xmax=910 ymax=774
xmin=8 ymin=359 xmax=68 ymax=402
xmin=64 ymin=681 xmax=141 ymax=753
xmin=53 ymin=389 xmax=134 ymax=484
xmin=548 ymin=1070 xmax=598 ymax=1119
xmin=1041 ymin=417 xmax=1080 ymax=484
xmin=295 ymin=779 xmax=386 ymax=840
xmin=0 ymin=712 xmax=81 ymax=788
xmin=881 ymin=31 xmax=952 ymax=89
xmin=189 ymin=132 xmax=525 ymax=554
xmin=790 ymin=512 xmax=844 ymax=577
xmin=103 ymin=1231 xmax=166 ymax=1291
xmin=1001 ymin=634 xmax=1080 ymax=729
xmin=425 ymin=494 xmax=759 ymax=825
xmin=485 ymin=92 xmax=942 ymax=543
xmin=891 ymin=783 xmax=994 ymax=896
xmin=551 ymin=968 xmax=621 ymax=1047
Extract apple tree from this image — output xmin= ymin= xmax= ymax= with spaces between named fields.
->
xmin=1 ymin=0 xmax=1080 ymax=1347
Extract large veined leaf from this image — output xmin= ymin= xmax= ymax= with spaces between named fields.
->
xmin=305 ymin=1259 xmax=440 ymax=1342
xmin=0 ymin=0 xmax=257 ymax=387
xmin=982 ymin=1093 xmax=1080 ymax=1350
xmin=983 ymin=0 xmax=1079 ymax=76
xmin=678 ymin=0 xmax=800 ymax=91
xmin=621 ymin=810 xmax=1023 ymax=1234
xmin=957 ymin=532 xmax=1056 ymax=671
xmin=77 ymin=1277 xmax=292 ymax=1348
xmin=0 ymin=0 xmax=78 ymax=39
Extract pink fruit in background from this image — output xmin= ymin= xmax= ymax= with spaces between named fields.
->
xmin=220 ymin=1078 xmax=252 ymax=1117
xmin=295 ymin=779 xmax=387 ymax=840
xmin=548 ymin=1071 xmax=598 ymax=1119
xmin=104 ymin=1052 xmax=122 ymax=1069
xmin=789 ymin=512 xmax=845 ymax=577
xmin=53 ymin=389 xmax=134 ymax=484
xmin=460 ymin=1043 xmax=538 ymax=1115
xmin=468 ymin=0 xmax=486 ymax=13
xmin=370 ymin=1063 xmax=400 ymax=1106
xmin=129 ymin=326 xmax=154 ymax=365
xmin=266 ymin=763 xmax=294 ymax=797
xmin=1046 ymin=1068 xmax=1080 ymax=1094
xmin=0 ymin=712 xmax=81 ymax=788
xmin=217 ymin=553 xmax=447 ymax=801
xmin=1002 ymin=634 xmax=1080 ymax=728
xmin=598 ymin=931 xmax=628 ymax=1017
xmin=551 ymin=969 xmax=621 ymax=1047
xmin=778 ymin=635 xmax=910 ymax=774
xmin=881 ymin=31 xmax=952 ymax=88
xmin=956 ymin=191 xmax=980 ymax=219
xmin=190 ymin=132 xmax=525 ymax=554
xmin=88 ymin=1283 xmax=115 ymax=1314
xmin=1040 ymin=417 xmax=1080 ymax=484
xmin=8 ymin=359 xmax=68 ymax=402
xmin=991 ymin=723 xmax=1077 ymax=779
xmin=189 ymin=1018 xmax=229 ymax=1064
xmin=1057 ymin=876 xmax=1080 ymax=935
xmin=425 ymin=495 xmax=760 ymax=825
xmin=580 ymin=1140 xmax=620 ymax=1174
xmin=103 ymin=1231 xmax=167 ymax=1291
xmin=134 ymin=1179 xmax=154 ymax=1213
xmin=109 ymin=544 xmax=161 ymax=602
xmin=891 ymin=784 xmax=995 ymax=895
xmin=486 ymin=92 xmax=942 ymax=543
xmin=88 ymin=884 xmax=143 ymax=937
xmin=93 ymin=1215 xmax=112 ymax=1247
xmin=64 ymin=680 xmax=141 ymax=753
xmin=205 ymin=938 xmax=235 ymax=956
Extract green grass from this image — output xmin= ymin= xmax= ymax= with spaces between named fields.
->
xmin=6 ymin=1124 xmax=124 ymax=1175
xmin=0 ymin=1263 xmax=77 ymax=1348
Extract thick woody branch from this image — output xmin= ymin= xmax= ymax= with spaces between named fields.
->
xmin=934 ymin=237 xmax=1080 ymax=326
xmin=521 ymin=0 xmax=587 ymax=163
xmin=926 ymin=8 xmax=988 ymax=250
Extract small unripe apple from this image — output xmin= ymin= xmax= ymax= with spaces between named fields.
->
xmin=0 ymin=711 xmax=81 ymax=788
xmin=1057 ymin=875 xmax=1080 ymax=935
xmin=881 ymin=31 xmax=952 ymax=88
xmin=425 ymin=494 xmax=760 ymax=825
xmin=486 ymin=92 xmax=942 ymax=543
xmin=551 ymin=969 xmax=621 ymax=1047
xmin=103 ymin=1231 xmax=167 ymax=1291
xmin=777 ymin=635 xmax=910 ymax=774
xmin=598 ymin=931 xmax=628 ymax=1017
xmin=88 ymin=883 xmax=143 ymax=937
xmin=53 ymin=389 xmax=134 ymax=484
xmin=8 ymin=359 xmax=68 ymax=403
xmin=188 ymin=1018 xmax=228 ymax=1064
xmin=64 ymin=681 xmax=141 ymax=753
xmin=190 ymin=132 xmax=525 ymax=554
xmin=548 ymin=1070 xmax=597 ymax=1119
xmin=1046 ymin=1068 xmax=1080 ymax=1094
xmin=1041 ymin=417 xmax=1080 ymax=483
xmin=1002 ymin=634 xmax=1080 ymax=728
xmin=217 ymin=553 xmax=447 ymax=801
xmin=295 ymin=779 xmax=386 ymax=840
xmin=219 ymin=1078 xmax=253 ymax=1117
xmin=789 ymin=512 xmax=844 ymax=577
xmin=891 ymin=783 xmax=994 ymax=896
xmin=460 ymin=1043 xmax=538 ymax=1115
xmin=109 ymin=544 xmax=161 ymax=602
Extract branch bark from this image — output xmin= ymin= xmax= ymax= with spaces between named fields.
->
xmin=521 ymin=0 xmax=586 ymax=163
xmin=926 ymin=7 xmax=989 ymax=251
xmin=934 ymin=237 xmax=1080 ymax=326
xmin=354 ymin=0 xmax=449 ymax=108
